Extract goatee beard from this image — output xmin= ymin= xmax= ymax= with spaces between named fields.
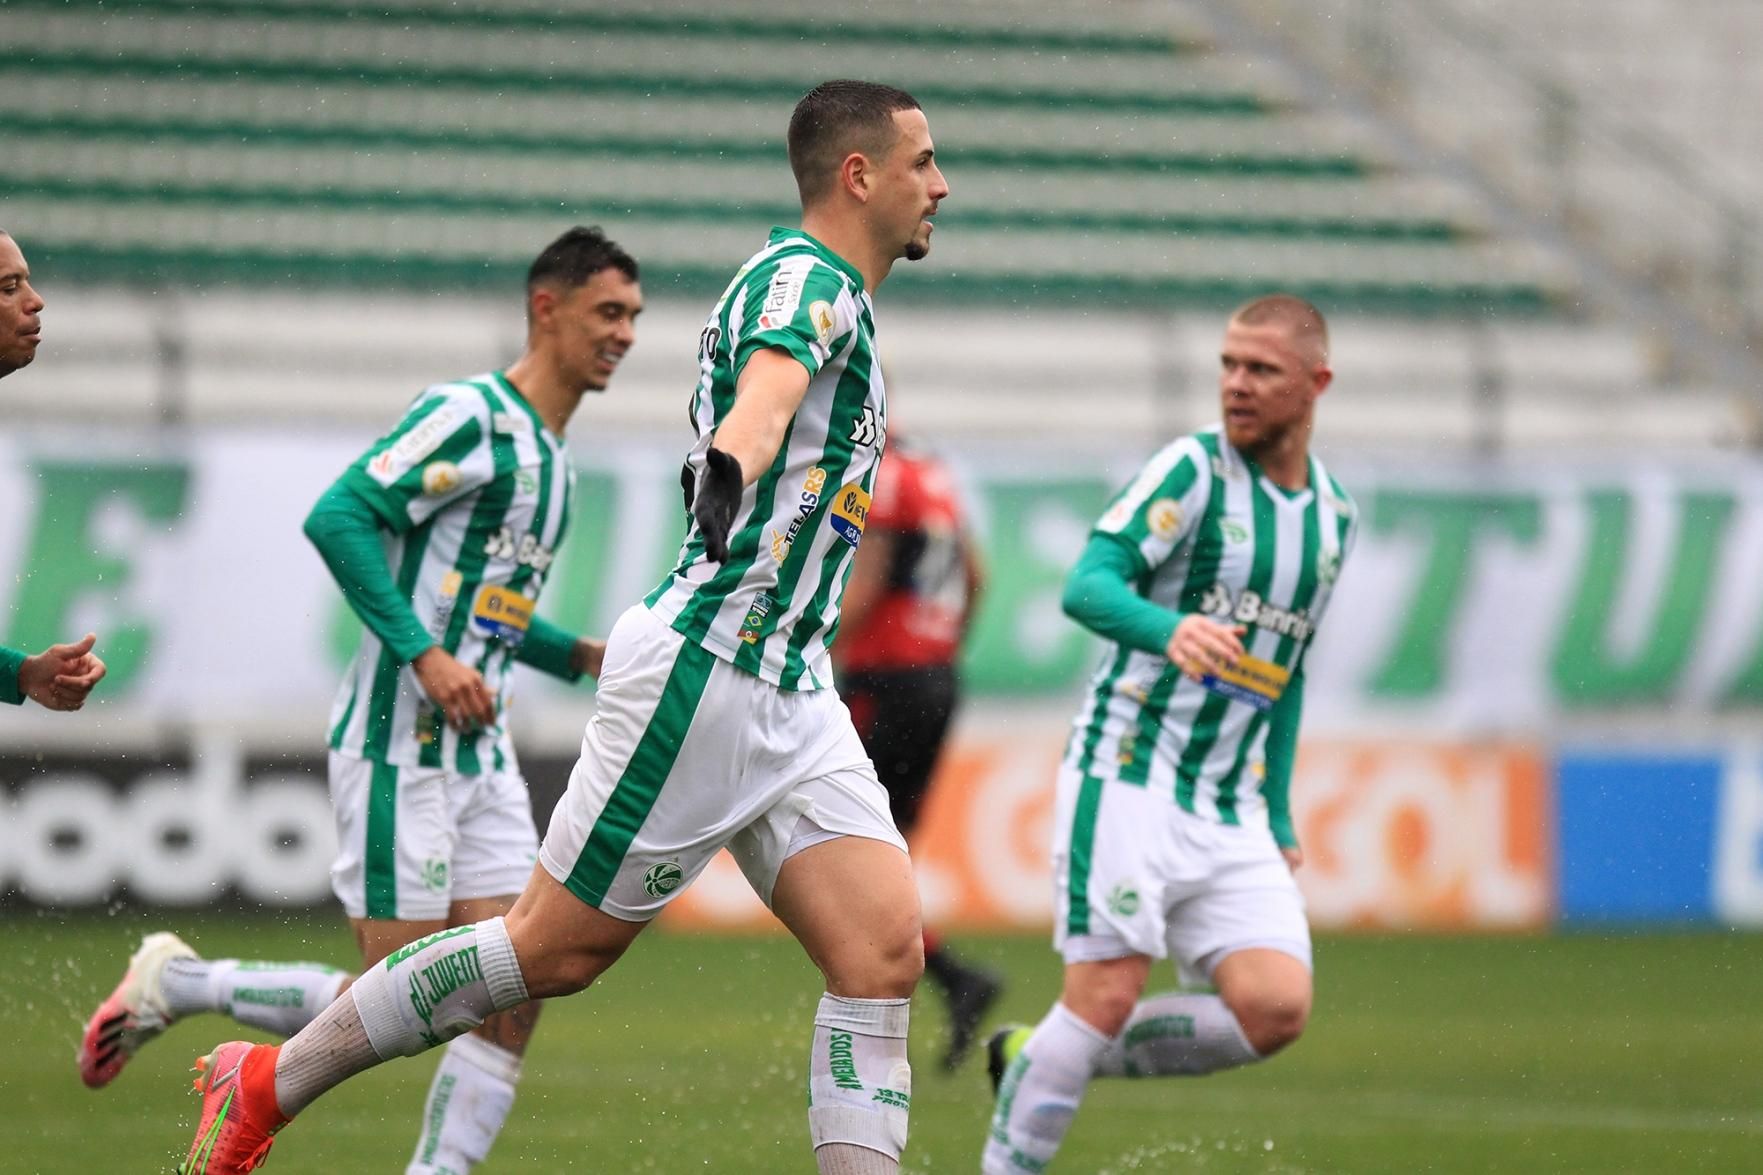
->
xmin=904 ymin=242 xmax=928 ymax=262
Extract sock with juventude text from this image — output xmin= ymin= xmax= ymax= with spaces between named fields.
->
xmin=982 ymin=1003 xmax=1110 ymax=1175
xmin=1090 ymin=991 xmax=1261 ymax=1077
xmin=406 ymin=1032 xmax=524 ymax=1174
xmin=161 ymin=957 xmax=350 ymax=1037
xmin=274 ymin=919 xmax=528 ymax=1118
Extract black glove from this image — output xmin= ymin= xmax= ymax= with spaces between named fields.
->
xmin=686 ymin=447 xmax=743 ymax=563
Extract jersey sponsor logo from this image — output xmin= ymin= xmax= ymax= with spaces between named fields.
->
xmin=770 ymin=466 xmax=827 ymax=562
xmin=421 ymin=460 xmax=462 ymax=496
xmin=1199 ymin=653 xmax=1291 ymax=712
xmin=470 ymin=584 xmax=534 ymax=644
xmin=828 ymin=483 xmax=871 ymax=547
xmin=738 ymin=592 xmax=775 ymax=646
xmin=849 ymin=407 xmax=879 ymax=447
xmin=1199 ymin=582 xmax=1314 ymax=642
xmin=492 ymin=411 xmax=531 ymax=436
xmin=756 ymin=264 xmax=809 ymax=331
xmin=367 ymin=402 xmax=467 ymax=487
xmin=429 ymin=570 xmax=465 ymax=640
xmin=483 ymin=526 xmax=555 ymax=573
xmin=1147 ymin=498 xmax=1183 ymax=541
xmin=809 ymin=299 xmax=836 ymax=347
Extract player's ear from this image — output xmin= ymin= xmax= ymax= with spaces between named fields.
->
xmin=1310 ymin=366 xmax=1333 ymax=398
xmin=838 ymin=151 xmax=872 ymax=204
xmin=527 ymin=283 xmax=558 ymax=329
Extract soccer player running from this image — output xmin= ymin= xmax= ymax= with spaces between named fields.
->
xmin=171 ymin=80 xmax=947 ymax=1175
xmin=835 ymin=429 xmax=1000 ymax=1069
xmin=1 ymin=228 xmax=109 ymax=711
xmin=83 ymin=226 xmax=641 ymax=1174
xmin=983 ymin=296 xmax=1356 ymax=1174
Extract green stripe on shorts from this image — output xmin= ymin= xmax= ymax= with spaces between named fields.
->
xmin=1065 ymin=773 xmax=1106 ymax=937
xmin=366 ymin=759 xmax=399 ymax=918
xmin=563 ymin=635 xmax=716 ymax=909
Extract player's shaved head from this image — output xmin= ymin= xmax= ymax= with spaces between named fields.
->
xmin=788 ymin=80 xmax=924 ymax=207
xmin=1230 ymin=294 xmax=1329 ymax=366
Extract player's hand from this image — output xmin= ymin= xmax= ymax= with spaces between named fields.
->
xmin=1281 ymin=846 xmax=1304 ymax=872
xmin=689 ymin=446 xmax=744 ymax=563
xmin=1165 ymin=615 xmax=1247 ymax=683
xmin=572 ymin=637 xmax=607 ymax=680
xmin=412 ymin=647 xmax=496 ymax=731
xmin=19 ymin=632 xmax=107 ymax=711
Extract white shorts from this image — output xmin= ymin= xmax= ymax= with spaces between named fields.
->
xmin=1052 ymin=764 xmax=1311 ymax=980
xmin=539 ymin=604 xmax=907 ymax=922
xmin=328 ymin=750 xmax=538 ymax=921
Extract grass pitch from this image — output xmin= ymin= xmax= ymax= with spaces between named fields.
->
xmin=5 ymin=910 xmax=1760 ymax=1172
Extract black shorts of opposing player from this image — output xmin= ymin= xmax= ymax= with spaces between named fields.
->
xmin=841 ymin=664 xmax=958 ymax=836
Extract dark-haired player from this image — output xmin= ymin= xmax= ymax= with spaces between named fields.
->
xmin=88 ymin=226 xmax=641 ymax=1175
xmin=170 ymin=81 xmax=945 ymax=1175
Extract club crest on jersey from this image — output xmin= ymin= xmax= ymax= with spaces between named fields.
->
xmin=1220 ymin=518 xmax=1249 ymax=544
xmin=1199 ymin=583 xmax=1313 ymax=642
xmin=828 ymin=483 xmax=871 ymax=547
xmin=1318 ymin=550 xmax=1341 ymax=585
xmin=770 ymin=466 xmax=828 ymax=562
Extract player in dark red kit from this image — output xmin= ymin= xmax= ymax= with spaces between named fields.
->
xmin=836 ymin=431 xmax=999 ymax=1070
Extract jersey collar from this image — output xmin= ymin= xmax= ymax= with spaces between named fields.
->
xmin=491 ymin=370 xmax=563 ymax=448
xmin=768 ymin=226 xmax=865 ymax=291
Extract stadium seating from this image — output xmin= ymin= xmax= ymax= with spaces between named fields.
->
xmin=1 ymin=0 xmax=1567 ymax=315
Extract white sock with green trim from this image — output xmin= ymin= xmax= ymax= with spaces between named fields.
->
xmin=162 ymin=957 xmax=350 ymax=1036
xmin=1090 ymin=991 xmax=1260 ymax=1077
xmin=808 ymin=994 xmax=912 ymax=1171
xmin=275 ymin=918 xmax=528 ymax=1118
xmin=983 ymin=1003 xmax=1110 ymax=1175
xmin=407 ymin=1033 xmax=523 ymax=1174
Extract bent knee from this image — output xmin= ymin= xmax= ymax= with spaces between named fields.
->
xmin=824 ymin=923 xmax=924 ymax=999
xmin=1232 ymin=994 xmax=1309 ymax=1055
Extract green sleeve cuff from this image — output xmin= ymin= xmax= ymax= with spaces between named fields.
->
xmin=0 ymin=644 xmax=25 ymax=705
xmin=304 ymin=480 xmax=434 ymax=665
xmin=516 ymin=615 xmax=583 ymax=682
xmin=1061 ymin=533 xmax=1181 ymax=656
xmin=1263 ymin=668 xmax=1306 ymax=849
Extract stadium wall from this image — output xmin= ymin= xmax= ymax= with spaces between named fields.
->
xmin=4 ymin=431 xmax=1759 ymax=928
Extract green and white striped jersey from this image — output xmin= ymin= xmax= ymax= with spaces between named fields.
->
xmin=1065 ymin=426 xmax=1357 ymax=832
xmin=646 ymin=227 xmax=886 ymax=691
xmin=328 ymin=371 xmax=574 ymax=775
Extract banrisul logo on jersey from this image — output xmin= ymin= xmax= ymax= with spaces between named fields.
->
xmin=829 ymin=483 xmax=871 ymax=547
xmin=1199 ymin=583 xmax=1313 ymax=643
xmin=771 ymin=466 xmax=828 ymax=561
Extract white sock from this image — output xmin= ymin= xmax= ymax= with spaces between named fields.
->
xmin=983 ymin=1003 xmax=1110 ymax=1175
xmin=407 ymin=1033 xmax=523 ymax=1174
xmin=162 ymin=957 xmax=349 ymax=1036
xmin=1091 ymin=991 xmax=1261 ymax=1077
xmin=808 ymin=994 xmax=911 ymax=1171
xmin=275 ymin=919 xmax=528 ymax=1118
